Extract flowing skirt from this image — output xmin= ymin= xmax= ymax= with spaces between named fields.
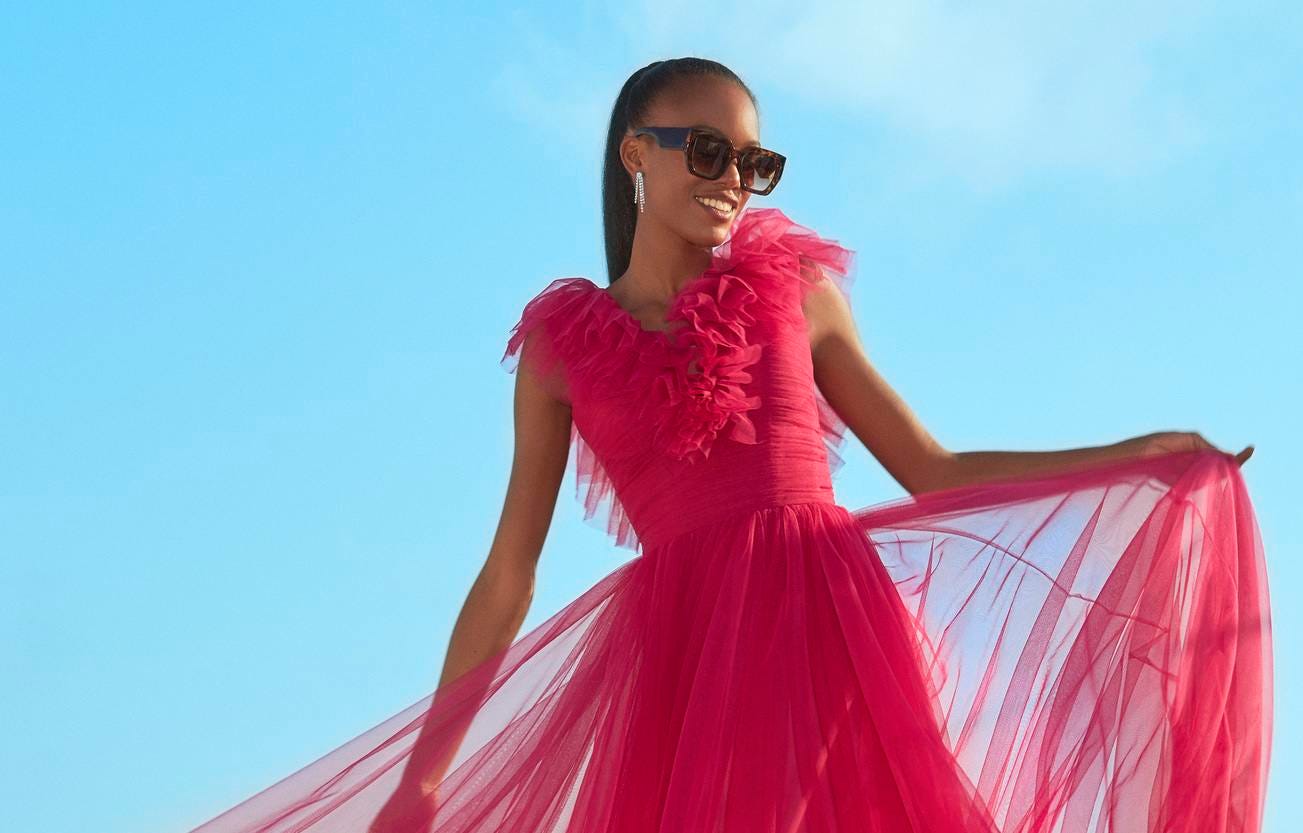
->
xmin=183 ymin=448 xmax=1272 ymax=833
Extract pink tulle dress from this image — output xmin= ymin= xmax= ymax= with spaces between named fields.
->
xmin=186 ymin=207 xmax=1273 ymax=833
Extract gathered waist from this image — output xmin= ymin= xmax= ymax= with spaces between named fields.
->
xmin=635 ymin=493 xmax=848 ymax=552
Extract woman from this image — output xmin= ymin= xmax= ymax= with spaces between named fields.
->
xmin=189 ymin=58 xmax=1269 ymax=833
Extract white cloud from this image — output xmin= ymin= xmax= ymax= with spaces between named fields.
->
xmin=747 ymin=1 xmax=1210 ymax=186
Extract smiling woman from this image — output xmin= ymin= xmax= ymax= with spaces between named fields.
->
xmin=182 ymin=57 xmax=1273 ymax=833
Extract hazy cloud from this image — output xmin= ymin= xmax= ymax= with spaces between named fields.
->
xmin=492 ymin=1 xmax=1217 ymax=188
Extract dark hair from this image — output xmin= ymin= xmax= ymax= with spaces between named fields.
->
xmin=601 ymin=58 xmax=757 ymax=284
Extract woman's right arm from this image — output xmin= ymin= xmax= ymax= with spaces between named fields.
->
xmin=374 ymin=350 xmax=572 ymax=825
xmin=435 ymin=353 xmax=572 ymax=690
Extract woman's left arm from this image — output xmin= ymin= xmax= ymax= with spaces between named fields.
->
xmin=803 ymin=277 xmax=1253 ymax=496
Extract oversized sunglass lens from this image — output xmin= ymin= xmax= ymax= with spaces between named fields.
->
xmin=689 ymin=134 xmax=728 ymax=177
xmin=741 ymin=151 xmax=779 ymax=194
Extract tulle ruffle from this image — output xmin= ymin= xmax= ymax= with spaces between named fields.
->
xmin=856 ymin=448 xmax=1273 ymax=833
xmin=180 ymin=449 xmax=1271 ymax=833
xmin=686 ymin=207 xmax=858 ymax=474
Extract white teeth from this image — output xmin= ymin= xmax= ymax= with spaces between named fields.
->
xmin=695 ymin=196 xmax=734 ymax=213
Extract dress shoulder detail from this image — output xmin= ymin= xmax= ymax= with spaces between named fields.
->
xmin=500 ymin=276 xmax=600 ymax=402
xmin=716 ymin=205 xmax=857 ymax=322
xmin=707 ymin=207 xmax=858 ymax=475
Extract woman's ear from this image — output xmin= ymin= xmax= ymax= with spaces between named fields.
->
xmin=619 ymin=134 xmax=645 ymax=178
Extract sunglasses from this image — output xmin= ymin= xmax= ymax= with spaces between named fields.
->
xmin=632 ymin=126 xmax=786 ymax=196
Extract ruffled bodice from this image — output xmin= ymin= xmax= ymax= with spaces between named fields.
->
xmin=502 ymin=207 xmax=856 ymax=552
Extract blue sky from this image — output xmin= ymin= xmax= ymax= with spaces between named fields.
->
xmin=2 ymin=3 xmax=1298 ymax=831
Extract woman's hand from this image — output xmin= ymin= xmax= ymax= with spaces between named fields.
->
xmin=368 ymin=782 xmax=443 ymax=833
xmin=1122 ymin=431 xmax=1254 ymax=467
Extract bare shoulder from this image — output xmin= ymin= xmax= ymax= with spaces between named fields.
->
xmin=799 ymin=267 xmax=860 ymax=356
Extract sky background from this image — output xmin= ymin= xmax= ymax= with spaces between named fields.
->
xmin=2 ymin=2 xmax=1298 ymax=831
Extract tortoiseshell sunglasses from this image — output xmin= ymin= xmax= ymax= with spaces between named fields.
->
xmin=632 ymin=126 xmax=786 ymax=196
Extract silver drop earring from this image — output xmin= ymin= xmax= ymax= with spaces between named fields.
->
xmin=634 ymin=170 xmax=646 ymax=214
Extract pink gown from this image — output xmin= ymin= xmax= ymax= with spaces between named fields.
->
xmin=186 ymin=207 xmax=1273 ymax=833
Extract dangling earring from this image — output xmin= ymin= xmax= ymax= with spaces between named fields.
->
xmin=634 ymin=170 xmax=646 ymax=214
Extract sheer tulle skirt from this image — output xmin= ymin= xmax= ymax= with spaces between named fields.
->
xmin=184 ymin=448 xmax=1271 ymax=833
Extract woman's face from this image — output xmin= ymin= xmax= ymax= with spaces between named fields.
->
xmin=623 ymin=78 xmax=761 ymax=249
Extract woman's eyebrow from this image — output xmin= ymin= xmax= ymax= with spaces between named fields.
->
xmin=691 ymin=124 xmax=762 ymax=149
